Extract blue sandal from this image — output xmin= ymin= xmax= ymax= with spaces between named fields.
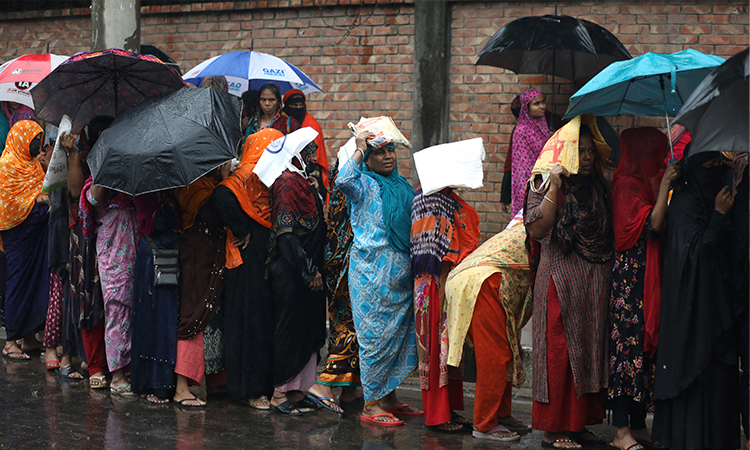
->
xmin=306 ymin=393 xmax=345 ymax=416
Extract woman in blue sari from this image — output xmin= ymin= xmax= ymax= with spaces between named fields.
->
xmin=336 ymin=130 xmax=419 ymax=426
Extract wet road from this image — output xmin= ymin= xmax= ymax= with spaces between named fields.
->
xmin=0 ymin=346 xmax=623 ymax=450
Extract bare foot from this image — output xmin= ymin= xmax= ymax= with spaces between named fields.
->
xmin=378 ymin=391 xmax=421 ymax=413
xmin=361 ymin=403 xmax=400 ymax=423
xmin=545 ymin=432 xmax=582 ymax=449
xmin=433 ymin=421 xmax=462 ymax=432
xmin=89 ymin=372 xmax=108 ymax=389
xmin=3 ymin=341 xmax=30 ymax=360
xmin=174 ymin=374 xmax=205 ymax=407
xmin=20 ymin=334 xmax=42 ymax=352
xmin=309 ymin=383 xmax=343 ymax=413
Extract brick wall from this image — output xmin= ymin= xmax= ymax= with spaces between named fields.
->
xmin=1 ymin=0 xmax=747 ymax=237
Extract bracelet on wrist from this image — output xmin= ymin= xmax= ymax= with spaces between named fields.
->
xmin=543 ymin=195 xmax=557 ymax=206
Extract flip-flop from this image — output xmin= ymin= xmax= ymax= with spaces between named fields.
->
xmin=498 ymin=415 xmax=532 ymax=434
xmin=140 ymin=395 xmax=170 ymax=406
xmin=384 ymin=403 xmax=424 ymax=416
xmin=428 ymin=421 xmax=465 ymax=434
xmin=45 ymin=359 xmax=61 ymax=370
xmin=568 ymin=429 xmax=607 ymax=445
xmin=271 ymin=400 xmax=303 ymax=416
xmin=2 ymin=351 xmax=30 ymax=361
xmin=306 ymin=394 xmax=345 ymax=416
xmin=247 ymin=396 xmax=270 ymax=410
xmin=110 ymin=382 xmax=136 ymax=396
xmin=293 ymin=396 xmax=318 ymax=413
xmin=359 ymin=412 xmax=404 ymax=427
xmin=609 ymin=444 xmax=646 ymax=450
xmin=473 ymin=424 xmax=521 ymax=442
xmin=175 ymin=396 xmax=205 ymax=409
xmin=542 ymin=439 xmax=582 ymax=448
xmin=89 ymin=373 xmax=109 ymax=390
xmin=55 ymin=365 xmax=84 ymax=381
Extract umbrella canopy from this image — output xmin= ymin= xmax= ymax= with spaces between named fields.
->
xmin=476 ymin=15 xmax=631 ymax=82
xmin=674 ymin=48 xmax=749 ymax=155
xmin=30 ymin=48 xmax=186 ymax=131
xmin=87 ymin=86 xmax=242 ymax=196
xmin=0 ymin=53 xmax=69 ymax=109
xmin=564 ymin=49 xmax=725 ymax=119
xmin=182 ymin=51 xmax=323 ymax=98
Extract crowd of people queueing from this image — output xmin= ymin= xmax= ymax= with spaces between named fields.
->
xmin=0 ymin=81 xmax=747 ymax=450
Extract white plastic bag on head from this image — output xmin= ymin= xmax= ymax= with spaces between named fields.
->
xmin=413 ymin=137 xmax=485 ymax=196
xmin=42 ymin=114 xmax=73 ymax=193
xmin=348 ymin=116 xmax=411 ymax=149
xmin=253 ymin=127 xmax=319 ymax=188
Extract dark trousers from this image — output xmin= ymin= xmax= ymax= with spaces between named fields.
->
xmin=611 ymin=395 xmax=647 ymax=429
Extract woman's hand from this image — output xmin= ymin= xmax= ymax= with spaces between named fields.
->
xmin=715 ymin=186 xmax=734 ymax=215
xmin=501 ymin=203 xmax=510 ymax=213
xmin=549 ymin=164 xmax=569 ymax=189
xmin=353 ymin=131 xmax=375 ymax=163
xmin=60 ymin=132 xmax=78 ymax=155
xmin=661 ymin=160 xmax=681 ymax=186
xmin=308 ymin=271 xmax=323 ymax=291
xmin=232 ymin=233 xmax=251 ymax=250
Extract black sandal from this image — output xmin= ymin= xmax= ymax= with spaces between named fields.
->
xmin=428 ymin=421 xmax=465 ymax=434
xmin=272 ymin=400 xmax=302 ymax=416
xmin=294 ymin=396 xmax=320 ymax=413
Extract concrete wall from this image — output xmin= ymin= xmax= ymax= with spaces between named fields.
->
xmin=1 ymin=0 xmax=747 ymax=237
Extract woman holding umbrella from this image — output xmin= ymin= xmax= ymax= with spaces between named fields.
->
xmin=524 ymin=117 xmax=614 ymax=449
xmin=609 ymin=128 xmax=679 ymax=450
xmin=0 ymin=120 xmax=49 ymax=360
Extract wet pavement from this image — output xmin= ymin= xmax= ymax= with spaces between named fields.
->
xmin=0 ymin=343 xmax=625 ymax=450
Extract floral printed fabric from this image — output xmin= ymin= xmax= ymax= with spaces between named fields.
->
xmin=608 ymin=224 xmax=655 ymax=407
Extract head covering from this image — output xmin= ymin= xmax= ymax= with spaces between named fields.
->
xmin=0 ymin=120 xmax=44 ymax=231
xmin=613 ymin=127 xmax=668 ymax=355
xmin=176 ymin=174 xmax=219 ymax=232
xmin=509 ymin=89 xmax=551 ymax=216
xmin=202 ymin=76 xmax=228 ymax=92
xmin=271 ymin=167 xmax=319 ymax=236
xmin=360 ymin=143 xmax=415 ymax=254
xmin=545 ymin=116 xmax=614 ymax=263
xmin=220 ymin=128 xmax=283 ymax=229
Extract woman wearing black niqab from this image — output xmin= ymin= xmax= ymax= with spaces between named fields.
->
xmin=652 ymin=148 xmax=743 ymax=450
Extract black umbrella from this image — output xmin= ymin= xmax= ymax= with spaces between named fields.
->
xmin=476 ymin=13 xmax=631 ymax=129
xmin=673 ymin=47 xmax=749 ymax=155
xmin=88 ymin=86 xmax=242 ymax=196
xmin=30 ymin=48 xmax=186 ymax=132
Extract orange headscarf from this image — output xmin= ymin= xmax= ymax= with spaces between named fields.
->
xmin=219 ymin=127 xmax=283 ymax=268
xmin=176 ymin=175 xmax=219 ymax=232
xmin=0 ymin=120 xmax=44 ymax=231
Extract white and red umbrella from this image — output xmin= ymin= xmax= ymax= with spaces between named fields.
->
xmin=0 ymin=53 xmax=69 ymax=109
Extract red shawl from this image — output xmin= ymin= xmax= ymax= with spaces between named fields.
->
xmin=613 ymin=127 xmax=668 ymax=356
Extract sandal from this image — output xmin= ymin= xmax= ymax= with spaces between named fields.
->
xmin=450 ymin=412 xmax=473 ymax=430
xmin=428 ymin=421 xmax=465 ymax=434
xmin=55 ymin=365 xmax=83 ymax=381
xmin=473 ymin=424 xmax=521 ymax=442
xmin=89 ymin=373 xmax=108 ymax=390
xmin=141 ymin=395 xmax=170 ymax=406
xmin=110 ymin=382 xmax=136 ymax=396
xmin=271 ymin=400 xmax=302 ymax=416
xmin=359 ymin=412 xmax=404 ymax=427
xmin=542 ymin=438 xmax=582 ymax=449
xmin=294 ymin=395 xmax=319 ymax=413
xmin=45 ymin=358 xmax=61 ymax=370
xmin=2 ymin=350 xmax=30 ymax=360
xmin=305 ymin=394 xmax=345 ymax=416
xmin=248 ymin=396 xmax=270 ymax=410
xmin=175 ymin=396 xmax=205 ymax=409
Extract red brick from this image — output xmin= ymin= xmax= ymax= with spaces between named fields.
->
xmin=680 ymin=25 xmax=712 ymax=34
xmin=699 ymin=35 xmax=730 ymax=45
xmin=667 ymin=15 xmax=698 ymax=24
xmin=682 ymin=5 xmax=712 ymax=14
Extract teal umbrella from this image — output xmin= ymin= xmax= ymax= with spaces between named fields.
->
xmin=563 ymin=49 xmax=725 ymax=157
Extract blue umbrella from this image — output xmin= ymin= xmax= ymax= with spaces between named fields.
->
xmin=563 ymin=49 xmax=724 ymax=157
xmin=182 ymin=51 xmax=323 ymax=98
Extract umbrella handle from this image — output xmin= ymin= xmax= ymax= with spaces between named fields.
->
xmin=660 ymin=75 xmax=675 ymax=159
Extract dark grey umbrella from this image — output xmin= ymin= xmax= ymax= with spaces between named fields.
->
xmin=673 ymin=47 xmax=749 ymax=155
xmin=88 ymin=86 xmax=242 ymax=196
